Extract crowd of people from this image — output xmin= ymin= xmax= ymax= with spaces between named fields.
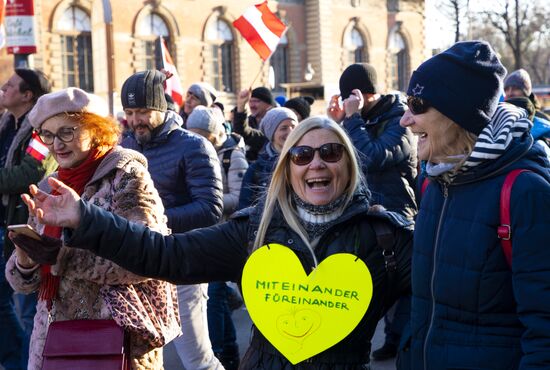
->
xmin=1 ymin=39 xmax=549 ymax=370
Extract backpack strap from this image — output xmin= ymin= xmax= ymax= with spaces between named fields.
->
xmin=498 ymin=169 xmax=531 ymax=267
xmin=371 ymin=221 xmax=397 ymax=274
xmin=222 ymin=149 xmax=233 ymax=178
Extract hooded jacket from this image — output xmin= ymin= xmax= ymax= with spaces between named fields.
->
xmin=406 ymin=104 xmax=550 ymax=370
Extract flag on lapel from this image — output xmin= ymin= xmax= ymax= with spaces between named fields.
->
xmin=26 ymin=132 xmax=49 ymax=162
xmin=159 ymin=37 xmax=184 ymax=107
xmin=233 ymin=1 xmax=287 ymax=61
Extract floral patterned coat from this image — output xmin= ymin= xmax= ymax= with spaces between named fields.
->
xmin=6 ymin=146 xmax=181 ymax=370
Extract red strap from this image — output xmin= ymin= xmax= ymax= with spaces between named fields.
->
xmin=421 ymin=177 xmax=430 ymax=196
xmin=498 ymin=169 xmax=530 ymax=267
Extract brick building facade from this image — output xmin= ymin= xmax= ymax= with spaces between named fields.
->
xmin=0 ymin=0 xmax=426 ymax=114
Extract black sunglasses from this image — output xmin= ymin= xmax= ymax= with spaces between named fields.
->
xmin=289 ymin=143 xmax=345 ymax=166
xmin=407 ymin=96 xmax=431 ymax=115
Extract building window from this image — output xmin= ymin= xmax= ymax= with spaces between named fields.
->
xmin=388 ymin=31 xmax=409 ymax=92
xmin=137 ymin=13 xmax=171 ymax=70
xmin=345 ymin=27 xmax=367 ymax=65
xmin=57 ymin=6 xmax=93 ymax=91
xmin=270 ymin=34 xmax=288 ymax=92
xmin=206 ymin=19 xmax=234 ymax=93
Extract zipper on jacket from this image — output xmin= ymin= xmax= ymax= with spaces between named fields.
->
xmin=423 ymin=182 xmax=449 ymax=370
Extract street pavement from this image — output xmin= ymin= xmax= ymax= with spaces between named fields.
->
xmin=163 ymin=306 xmax=397 ymax=370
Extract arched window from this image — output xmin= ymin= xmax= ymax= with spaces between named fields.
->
xmin=345 ymin=27 xmax=367 ymax=65
xmin=271 ymin=33 xmax=288 ymax=92
xmin=137 ymin=13 xmax=171 ymax=70
xmin=206 ymin=18 xmax=234 ymax=93
xmin=388 ymin=31 xmax=409 ymax=92
xmin=57 ymin=6 xmax=93 ymax=91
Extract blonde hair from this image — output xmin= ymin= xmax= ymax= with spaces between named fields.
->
xmin=428 ymin=115 xmax=477 ymax=169
xmin=253 ymin=116 xmax=365 ymax=267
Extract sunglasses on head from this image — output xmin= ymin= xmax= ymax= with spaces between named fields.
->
xmin=407 ymin=96 xmax=431 ymax=115
xmin=289 ymin=143 xmax=345 ymax=166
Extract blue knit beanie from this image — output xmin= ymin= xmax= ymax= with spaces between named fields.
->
xmin=407 ymin=41 xmax=507 ymax=135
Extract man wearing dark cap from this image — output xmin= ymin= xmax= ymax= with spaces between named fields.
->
xmin=328 ymin=63 xmax=417 ymax=361
xmin=284 ymin=96 xmax=315 ymax=121
xmin=232 ymin=87 xmax=275 ymax=161
xmin=0 ymin=69 xmax=56 ymax=370
xmin=120 ymin=70 xmax=224 ymax=370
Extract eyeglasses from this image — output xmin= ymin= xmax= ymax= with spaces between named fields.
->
xmin=38 ymin=127 xmax=78 ymax=145
xmin=407 ymin=96 xmax=431 ymax=115
xmin=289 ymin=143 xmax=345 ymax=166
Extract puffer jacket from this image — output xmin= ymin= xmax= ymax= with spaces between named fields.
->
xmin=122 ymin=111 xmax=223 ymax=233
xmin=238 ymin=147 xmax=278 ymax=209
xmin=0 ymin=112 xmax=57 ymax=259
xmin=405 ymin=108 xmax=550 ymax=369
xmin=64 ymin=189 xmax=413 ymax=369
xmin=6 ymin=147 xmax=181 ymax=370
xmin=343 ymin=94 xmax=417 ymax=221
xmin=217 ymin=133 xmax=248 ymax=217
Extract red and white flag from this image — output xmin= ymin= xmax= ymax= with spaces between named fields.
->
xmin=159 ymin=37 xmax=184 ymax=107
xmin=233 ymin=1 xmax=287 ymax=61
xmin=26 ymin=132 xmax=49 ymax=162
xmin=0 ymin=0 xmax=6 ymax=49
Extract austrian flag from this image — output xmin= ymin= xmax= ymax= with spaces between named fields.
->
xmin=233 ymin=1 xmax=287 ymax=61
xmin=26 ymin=132 xmax=49 ymax=162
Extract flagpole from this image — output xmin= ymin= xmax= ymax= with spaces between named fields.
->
xmin=248 ymin=24 xmax=291 ymax=90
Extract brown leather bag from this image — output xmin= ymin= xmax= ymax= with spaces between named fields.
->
xmin=41 ymin=319 xmax=130 ymax=370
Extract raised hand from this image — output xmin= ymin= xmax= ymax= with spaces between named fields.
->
xmin=236 ymin=88 xmax=251 ymax=112
xmin=327 ymin=95 xmax=345 ymax=123
xmin=21 ymin=177 xmax=82 ymax=229
xmin=343 ymin=89 xmax=364 ymax=118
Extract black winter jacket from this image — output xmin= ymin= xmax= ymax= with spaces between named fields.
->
xmin=65 ymin=190 xmax=413 ymax=369
xmin=343 ymin=94 xmax=417 ymax=221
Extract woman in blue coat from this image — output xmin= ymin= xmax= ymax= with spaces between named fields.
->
xmin=399 ymin=41 xmax=550 ymax=369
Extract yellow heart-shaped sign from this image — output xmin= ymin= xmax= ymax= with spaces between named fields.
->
xmin=242 ymin=243 xmax=373 ymax=364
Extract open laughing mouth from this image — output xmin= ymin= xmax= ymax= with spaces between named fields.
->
xmin=306 ymin=177 xmax=331 ymax=189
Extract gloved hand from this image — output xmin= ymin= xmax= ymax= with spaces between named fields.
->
xmin=9 ymin=232 xmax=62 ymax=265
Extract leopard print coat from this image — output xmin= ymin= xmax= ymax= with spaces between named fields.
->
xmin=6 ymin=146 xmax=181 ymax=370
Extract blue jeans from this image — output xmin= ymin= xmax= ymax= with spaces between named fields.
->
xmin=207 ymin=282 xmax=238 ymax=355
xmin=0 ymin=228 xmax=27 ymax=370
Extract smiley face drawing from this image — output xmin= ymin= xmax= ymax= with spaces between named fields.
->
xmin=276 ymin=309 xmax=321 ymax=349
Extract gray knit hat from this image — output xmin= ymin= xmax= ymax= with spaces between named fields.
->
xmin=259 ymin=107 xmax=298 ymax=142
xmin=187 ymin=83 xmax=217 ymax=107
xmin=186 ymin=106 xmax=225 ymax=135
xmin=504 ymin=69 xmax=532 ymax=97
xmin=121 ymin=70 xmax=167 ymax=111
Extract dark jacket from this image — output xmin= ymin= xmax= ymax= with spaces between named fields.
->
xmin=231 ymin=107 xmax=267 ymax=162
xmin=65 ymin=190 xmax=413 ymax=369
xmin=238 ymin=148 xmax=278 ymax=209
xmin=121 ymin=111 xmax=223 ymax=233
xmin=0 ymin=112 xmax=57 ymax=259
xmin=407 ymin=132 xmax=550 ymax=369
xmin=343 ymin=94 xmax=417 ymax=221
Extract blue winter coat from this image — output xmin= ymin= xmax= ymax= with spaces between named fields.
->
xmin=122 ymin=111 xmax=223 ymax=232
xmin=238 ymin=147 xmax=278 ymax=209
xmin=407 ymin=131 xmax=550 ymax=369
xmin=343 ymin=94 xmax=417 ymax=221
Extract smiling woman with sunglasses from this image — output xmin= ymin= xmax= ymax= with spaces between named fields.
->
xmin=398 ymin=41 xmax=550 ymax=370
xmin=5 ymin=88 xmax=181 ymax=370
xmin=17 ymin=115 xmax=413 ymax=370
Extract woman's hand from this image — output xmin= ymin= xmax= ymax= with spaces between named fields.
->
xmin=13 ymin=243 xmax=36 ymax=269
xmin=21 ymin=177 xmax=82 ymax=229
xmin=9 ymin=231 xmax=62 ymax=265
xmin=327 ymin=95 xmax=345 ymax=123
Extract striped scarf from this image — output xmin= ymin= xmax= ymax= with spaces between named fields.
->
xmin=448 ymin=103 xmax=533 ymax=181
